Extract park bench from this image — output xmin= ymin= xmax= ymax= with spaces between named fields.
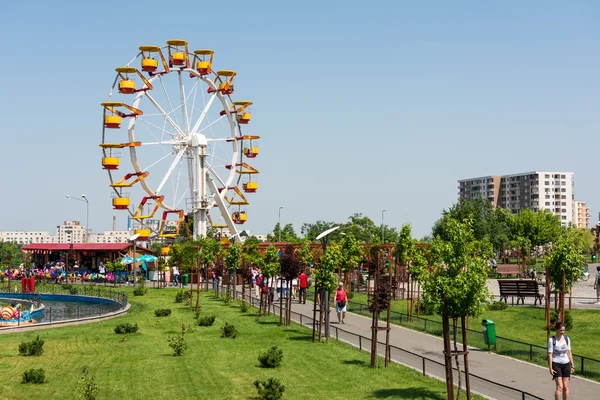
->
xmin=498 ymin=279 xmax=544 ymax=306
xmin=496 ymin=264 xmax=522 ymax=278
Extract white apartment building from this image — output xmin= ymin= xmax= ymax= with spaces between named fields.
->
xmin=56 ymin=221 xmax=87 ymax=243
xmin=88 ymin=231 xmax=130 ymax=243
xmin=0 ymin=231 xmax=56 ymax=245
xmin=459 ymin=171 xmax=575 ymax=227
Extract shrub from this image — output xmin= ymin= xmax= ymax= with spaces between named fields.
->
xmin=18 ymin=336 xmax=45 ymax=356
xmin=221 ymin=322 xmax=238 ymax=338
xmin=166 ymin=335 xmax=187 ymax=356
xmin=258 ymin=346 xmax=283 ymax=368
xmin=114 ymin=323 xmax=139 ymax=334
xmin=21 ymin=368 xmax=45 ymax=384
xmin=196 ymin=315 xmax=215 ymax=327
xmin=175 ymin=290 xmax=191 ymax=303
xmin=253 ymin=378 xmax=285 ymax=400
xmin=347 ymin=291 xmax=354 ymax=300
xmin=167 ymin=325 xmax=188 ymax=356
xmin=194 ymin=308 xmax=201 ymax=320
xmin=133 ymin=287 xmax=145 ymax=296
xmin=551 ymin=310 xmax=573 ymax=331
xmin=154 ymin=309 xmax=172 ymax=317
xmin=239 ymin=301 xmax=249 ymax=313
xmin=488 ymin=301 xmax=508 ymax=311
xmin=69 ymin=286 xmax=79 ymax=295
xmin=224 ymin=292 xmax=233 ymax=306
xmin=76 ymin=367 xmax=98 ymax=400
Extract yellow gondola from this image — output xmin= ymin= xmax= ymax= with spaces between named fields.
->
xmin=192 ymin=49 xmax=214 ymax=76
xmin=139 ymin=45 xmax=169 ymax=75
xmin=167 ymin=39 xmax=189 ymax=68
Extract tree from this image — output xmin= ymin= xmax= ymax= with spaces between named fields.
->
xmin=279 ymin=244 xmax=301 ymax=325
xmin=545 ymin=236 xmax=584 ymax=325
xmin=301 ymin=220 xmax=340 ymax=241
xmin=261 ymin=245 xmax=280 ymax=315
xmin=170 ymin=240 xmax=201 ymax=311
xmin=196 ymin=236 xmax=220 ymax=309
xmin=433 ymin=198 xmax=510 ymax=255
xmin=508 ymin=209 xmax=562 ymax=268
xmin=0 ymin=241 xmax=22 ymax=267
xmin=267 ymin=223 xmax=299 ymax=243
xmin=426 ymin=217 xmax=491 ymax=400
xmin=563 ymin=226 xmax=594 ymax=254
xmin=313 ymin=243 xmax=341 ymax=342
xmin=224 ymin=242 xmax=242 ymax=300
xmin=296 ymin=239 xmax=314 ymax=272
xmin=340 ymin=233 xmax=362 ymax=289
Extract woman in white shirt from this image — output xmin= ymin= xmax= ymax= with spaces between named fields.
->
xmin=548 ymin=321 xmax=574 ymax=400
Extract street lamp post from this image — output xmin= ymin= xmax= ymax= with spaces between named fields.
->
xmin=278 ymin=206 xmax=284 ymax=242
xmin=381 ymin=209 xmax=387 ymax=243
xmin=66 ymin=194 xmax=90 ymax=243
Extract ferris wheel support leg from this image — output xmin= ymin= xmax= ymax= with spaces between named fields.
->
xmin=206 ymin=175 xmax=241 ymax=242
xmin=193 ymin=210 xmax=207 ymax=240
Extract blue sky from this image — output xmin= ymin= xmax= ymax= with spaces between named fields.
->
xmin=1 ymin=1 xmax=598 ymax=238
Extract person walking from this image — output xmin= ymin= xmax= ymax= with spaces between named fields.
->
xmin=335 ymin=282 xmax=347 ymax=324
xmin=594 ymin=266 xmax=600 ymax=304
xmin=172 ymin=265 xmax=180 ymax=287
xmin=298 ymin=270 xmax=308 ymax=304
xmin=548 ymin=321 xmax=574 ymax=400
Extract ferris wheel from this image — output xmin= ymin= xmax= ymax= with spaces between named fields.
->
xmin=100 ymin=39 xmax=260 ymax=242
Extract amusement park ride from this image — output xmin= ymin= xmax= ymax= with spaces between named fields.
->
xmin=100 ymin=40 xmax=260 ymax=243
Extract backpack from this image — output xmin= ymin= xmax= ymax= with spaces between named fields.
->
xmin=552 ymin=336 xmax=569 ymax=347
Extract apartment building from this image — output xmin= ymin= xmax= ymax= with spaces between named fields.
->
xmin=574 ymin=201 xmax=591 ymax=228
xmin=459 ymin=171 xmax=575 ymax=226
xmin=0 ymin=231 xmax=56 ymax=245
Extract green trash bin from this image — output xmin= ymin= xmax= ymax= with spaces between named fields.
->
xmin=592 ymin=253 xmax=597 ymax=262
xmin=183 ymin=274 xmax=189 ymax=286
xmin=481 ymin=319 xmax=496 ymax=348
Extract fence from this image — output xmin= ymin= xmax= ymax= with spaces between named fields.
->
xmin=0 ymin=283 xmax=128 ymax=326
xmin=214 ymin=285 xmax=544 ymax=400
xmin=339 ymin=300 xmax=600 ymax=383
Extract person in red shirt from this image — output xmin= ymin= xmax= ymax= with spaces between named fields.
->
xmin=298 ymin=270 xmax=309 ymax=304
xmin=335 ymin=282 xmax=347 ymax=324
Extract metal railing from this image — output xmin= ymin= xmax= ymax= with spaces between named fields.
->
xmin=216 ymin=286 xmax=544 ymax=400
xmin=338 ymin=300 xmax=600 ymax=382
xmin=0 ymin=283 xmax=128 ymax=326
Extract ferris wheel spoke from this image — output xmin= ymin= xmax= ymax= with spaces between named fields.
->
xmin=178 ymin=71 xmax=190 ymax=133
xmin=144 ymin=92 xmax=185 ymax=136
xmin=140 ymin=140 xmax=181 ymax=146
xmin=199 ymin=114 xmax=226 ymax=135
xmin=140 ymin=151 xmax=176 ymax=173
xmin=158 ymin=75 xmax=181 ymax=128
xmin=190 ymin=92 xmax=218 ymax=135
xmin=155 ymin=147 xmax=188 ymax=195
xmin=138 ymin=119 xmax=177 ymax=139
xmin=187 ymin=79 xmax=201 ymax=126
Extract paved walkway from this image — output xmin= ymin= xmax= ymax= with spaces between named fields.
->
xmin=233 ymin=288 xmax=599 ymax=400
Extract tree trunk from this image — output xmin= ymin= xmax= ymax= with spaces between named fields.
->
xmin=195 ymin=263 xmax=201 ymax=312
xmin=279 ymin=279 xmax=283 ymax=326
xmin=461 ymin=315 xmax=472 ymax=400
xmin=453 ymin=318 xmax=462 ymax=400
xmin=233 ymin=269 xmax=237 ymax=300
xmin=442 ymin=305 xmax=455 ymax=400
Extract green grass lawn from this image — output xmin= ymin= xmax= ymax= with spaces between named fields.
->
xmin=338 ymin=291 xmax=600 ymax=381
xmin=0 ymin=287 xmax=482 ymax=400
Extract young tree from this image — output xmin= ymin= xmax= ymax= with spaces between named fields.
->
xmin=261 ymin=245 xmax=280 ymax=315
xmin=242 ymin=237 xmax=262 ymax=301
xmin=170 ymin=240 xmax=200 ymax=311
xmin=427 ymin=217 xmax=492 ymax=400
xmin=224 ymin=242 xmax=242 ymax=300
xmin=313 ymin=243 xmax=341 ymax=342
xmin=196 ymin=237 xmax=220 ymax=311
xmin=279 ymin=244 xmax=301 ymax=325
xmin=340 ymin=232 xmax=362 ymax=291
xmin=296 ymin=239 xmax=314 ymax=271
xmin=545 ymin=236 xmax=584 ymax=326
xmin=394 ymin=223 xmax=414 ymax=301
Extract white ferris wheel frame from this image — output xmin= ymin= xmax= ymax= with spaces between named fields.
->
xmin=105 ymin=65 xmax=244 ymax=241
